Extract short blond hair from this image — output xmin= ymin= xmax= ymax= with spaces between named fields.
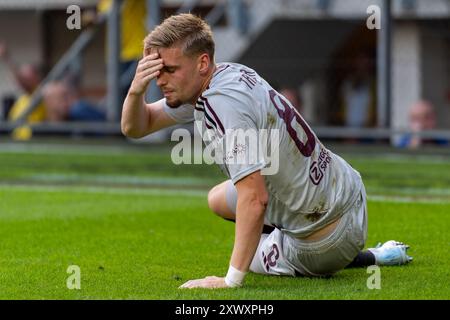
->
xmin=144 ymin=13 xmax=215 ymax=60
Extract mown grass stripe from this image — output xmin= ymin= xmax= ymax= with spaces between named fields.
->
xmin=2 ymin=183 xmax=449 ymax=204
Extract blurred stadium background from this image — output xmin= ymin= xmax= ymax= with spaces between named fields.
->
xmin=0 ymin=0 xmax=449 ymax=145
xmin=0 ymin=0 xmax=449 ymax=300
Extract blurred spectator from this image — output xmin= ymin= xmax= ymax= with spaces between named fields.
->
xmin=0 ymin=42 xmax=46 ymax=140
xmin=84 ymin=0 xmax=147 ymax=106
xmin=340 ymin=51 xmax=376 ymax=128
xmin=280 ymin=87 xmax=302 ymax=114
xmin=1 ymin=94 xmax=15 ymax=121
xmin=43 ymin=81 xmax=105 ymax=122
xmin=397 ymin=100 xmax=448 ymax=149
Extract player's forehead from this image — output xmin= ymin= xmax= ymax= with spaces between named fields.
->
xmin=154 ymin=46 xmax=190 ymax=66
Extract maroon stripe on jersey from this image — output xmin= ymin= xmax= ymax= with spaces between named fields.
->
xmin=196 ymin=101 xmax=219 ymax=131
xmin=204 ymin=112 xmax=219 ymax=131
xmin=213 ymin=64 xmax=230 ymax=79
xmin=200 ymin=96 xmax=225 ymax=135
xmin=203 ymin=111 xmax=217 ymax=130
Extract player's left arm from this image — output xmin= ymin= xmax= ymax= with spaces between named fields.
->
xmin=179 ymin=170 xmax=267 ymax=289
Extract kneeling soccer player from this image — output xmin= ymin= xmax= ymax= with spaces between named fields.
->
xmin=121 ymin=13 xmax=412 ymax=289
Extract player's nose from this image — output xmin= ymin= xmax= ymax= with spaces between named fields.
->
xmin=156 ymin=74 xmax=166 ymax=87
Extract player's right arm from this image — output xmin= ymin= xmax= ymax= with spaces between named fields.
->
xmin=121 ymin=53 xmax=177 ymax=138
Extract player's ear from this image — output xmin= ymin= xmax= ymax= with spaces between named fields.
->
xmin=198 ymin=53 xmax=210 ymax=75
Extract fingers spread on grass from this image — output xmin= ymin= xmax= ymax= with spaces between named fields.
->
xmin=179 ymin=276 xmax=227 ymax=289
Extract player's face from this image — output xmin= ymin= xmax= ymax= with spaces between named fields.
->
xmin=152 ymin=46 xmax=205 ymax=107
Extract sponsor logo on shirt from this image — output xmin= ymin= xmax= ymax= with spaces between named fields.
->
xmin=309 ymin=148 xmax=331 ymax=185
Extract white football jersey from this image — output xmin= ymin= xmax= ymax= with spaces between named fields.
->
xmin=163 ymin=62 xmax=363 ymax=238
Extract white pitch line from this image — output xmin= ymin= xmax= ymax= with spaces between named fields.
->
xmin=0 ymin=142 xmax=148 ymax=156
xmin=20 ymin=173 xmax=450 ymax=198
xmin=1 ymin=143 xmax=449 ymax=164
xmin=368 ymin=195 xmax=450 ymax=204
xmin=28 ymin=173 xmax=210 ymax=186
xmin=1 ymin=184 xmax=449 ymax=204
xmin=0 ymin=184 xmax=207 ymax=198
xmin=346 ymin=153 xmax=450 ymax=164
xmin=368 ymin=187 xmax=450 ymax=197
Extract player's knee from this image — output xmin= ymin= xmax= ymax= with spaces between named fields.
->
xmin=207 ymin=186 xmax=221 ymax=215
xmin=208 ymin=184 xmax=233 ymax=220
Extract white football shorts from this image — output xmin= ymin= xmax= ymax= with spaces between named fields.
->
xmin=225 ymin=180 xmax=368 ymax=276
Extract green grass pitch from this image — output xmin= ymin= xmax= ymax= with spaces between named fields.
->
xmin=0 ymin=142 xmax=449 ymax=299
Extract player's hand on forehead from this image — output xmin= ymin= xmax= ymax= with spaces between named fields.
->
xmin=139 ymin=48 xmax=163 ymax=68
xmin=129 ymin=48 xmax=164 ymax=95
xmin=144 ymin=47 xmax=160 ymax=59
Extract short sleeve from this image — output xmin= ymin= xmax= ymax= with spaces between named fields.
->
xmin=162 ymin=99 xmax=195 ymax=124
xmin=220 ymin=128 xmax=267 ymax=184
xmin=202 ymin=89 xmax=266 ymax=184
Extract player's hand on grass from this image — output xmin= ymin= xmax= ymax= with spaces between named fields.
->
xmin=128 ymin=52 xmax=163 ymax=96
xmin=179 ymin=276 xmax=229 ymax=289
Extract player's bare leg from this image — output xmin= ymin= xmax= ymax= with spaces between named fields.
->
xmin=208 ymin=180 xmax=276 ymax=234
xmin=207 ymin=180 xmax=236 ymax=220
